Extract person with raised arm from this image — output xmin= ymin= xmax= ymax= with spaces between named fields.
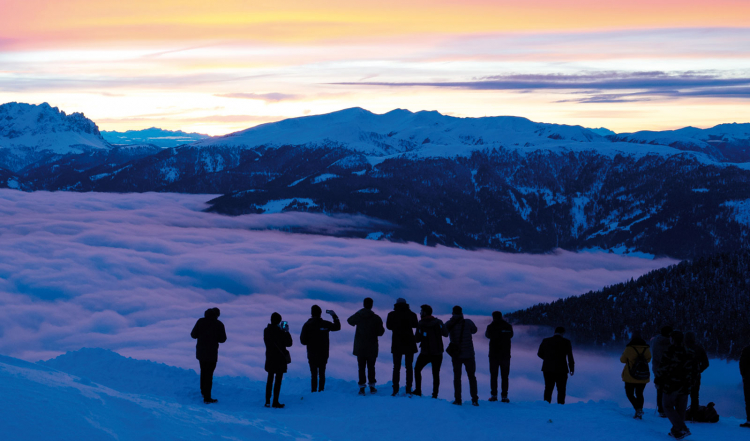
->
xmin=485 ymin=311 xmax=514 ymax=403
xmin=190 ymin=307 xmax=227 ymax=404
xmin=386 ymin=298 xmax=419 ymax=396
xmin=300 ymin=305 xmax=341 ymax=393
xmin=347 ymin=297 xmax=385 ymax=395
xmin=264 ymin=312 xmax=292 ymax=408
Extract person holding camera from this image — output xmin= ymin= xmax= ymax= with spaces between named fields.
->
xmin=300 ymin=305 xmax=341 ymax=392
xmin=264 ymin=312 xmax=293 ymax=408
xmin=347 ymin=297 xmax=385 ymax=395
xmin=190 ymin=307 xmax=227 ymax=404
xmin=445 ymin=305 xmax=479 ymax=406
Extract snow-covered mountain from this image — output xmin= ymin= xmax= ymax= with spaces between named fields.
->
xmin=2 ymin=348 xmax=746 ymax=440
xmin=0 ymin=102 xmax=111 ymax=171
xmin=102 ymin=127 xmax=210 ymax=148
xmin=194 ymin=107 xmax=749 ymax=163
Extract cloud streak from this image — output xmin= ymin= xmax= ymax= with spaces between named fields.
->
xmin=215 ymin=92 xmax=302 ymax=102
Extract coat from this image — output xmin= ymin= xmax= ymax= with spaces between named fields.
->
xmin=190 ymin=309 xmax=227 ymax=363
xmin=537 ymin=334 xmax=575 ymax=374
xmin=386 ymin=303 xmax=418 ymax=354
xmin=300 ymin=316 xmax=341 ymax=365
xmin=620 ymin=337 xmax=652 ymax=384
xmin=485 ymin=319 xmax=514 ymax=360
xmin=347 ymin=308 xmax=385 ymax=358
xmin=650 ymin=334 xmax=671 ymax=377
xmin=415 ymin=316 xmax=449 ymax=355
xmin=264 ymin=324 xmax=293 ymax=373
xmin=741 ymin=345 xmax=750 ymax=379
xmin=686 ymin=342 xmax=709 ymax=379
xmin=445 ymin=314 xmax=477 ymax=359
xmin=656 ymin=344 xmax=696 ymax=395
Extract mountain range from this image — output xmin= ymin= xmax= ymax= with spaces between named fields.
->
xmin=2 ymin=101 xmax=750 ymax=259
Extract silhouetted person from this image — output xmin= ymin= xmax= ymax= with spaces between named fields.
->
xmin=264 ymin=312 xmax=292 ymax=408
xmin=537 ymin=326 xmax=575 ymax=404
xmin=620 ymin=331 xmax=652 ymax=419
xmin=386 ymin=298 xmax=419 ymax=396
xmin=740 ymin=344 xmax=750 ymax=428
xmin=347 ymin=297 xmax=385 ymax=395
xmin=485 ymin=311 xmax=513 ymax=403
xmin=300 ymin=305 xmax=341 ymax=392
xmin=684 ymin=331 xmax=709 ymax=415
xmin=190 ymin=307 xmax=227 ymax=404
xmin=657 ymin=331 xmax=695 ymax=439
xmin=446 ymin=305 xmax=479 ymax=406
xmin=651 ymin=325 xmax=673 ymax=417
xmin=413 ymin=304 xmax=448 ymax=398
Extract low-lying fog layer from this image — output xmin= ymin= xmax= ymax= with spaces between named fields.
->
xmin=1 ymin=189 xmax=742 ymax=417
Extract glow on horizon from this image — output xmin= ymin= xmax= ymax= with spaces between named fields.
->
xmin=1 ymin=0 xmax=750 ymax=135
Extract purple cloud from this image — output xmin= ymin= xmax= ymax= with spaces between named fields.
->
xmin=215 ymin=93 xmax=302 ymax=102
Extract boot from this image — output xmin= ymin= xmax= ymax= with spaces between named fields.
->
xmin=452 ymin=400 xmax=462 ymax=405
xmin=203 ymin=397 xmax=217 ymax=404
xmin=392 ymin=386 xmax=399 ymax=396
xmin=501 ymin=397 xmax=510 ymax=403
xmin=272 ymin=402 xmax=285 ymax=408
xmin=358 ymin=387 xmax=366 ymax=395
xmin=472 ymin=398 xmax=479 ymax=407
xmin=488 ymin=395 xmax=498 ymax=402
xmin=412 ymin=389 xmax=422 ymax=397
xmin=369 ymin=386 xmax=378 ymax=394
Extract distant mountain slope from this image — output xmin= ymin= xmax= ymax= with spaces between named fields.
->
xmin=102 ymin=127 xmax=210 ymax=148
xmin=0 ymin=102 xmax=111 ymax=171
xmin=506 ymin=250 xmax=750 ymax=359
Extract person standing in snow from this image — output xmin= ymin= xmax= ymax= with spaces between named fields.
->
xmin=740 ymin=344 xmax=750 ymax=428
xmin=656 ymin=331 xmax=695 ymax=439
xmin=413 ymin=304 xmax=449 ymax=398
xmin=684 ymin=331 xmax=709 ymax=417
xmin=485 ymin=311 xmax=513 ymax=403
xmin=386 ymin=298 xmax=419 ymax=396
xmin=445 ymin=305 xmax=479 ymax=406
xmin=347 ymin=297 xmax=385 ymax=395
xmin=264 ymin=312 xmax=293 ymax=408
xmin=300 ymin=305 xmax=341 ymax=393
xmin=651 ymin=325 xmax=673 ymax=418
xmin=190 ymin=307 xmax=227 ymax=404
xmin=620 ymin=331 xmax=652 ymax=419
xmin=537 ymin=327 xmax=575 ymax=405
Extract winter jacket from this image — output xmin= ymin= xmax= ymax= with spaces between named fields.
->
xmin=620 ymin=337 xmax=652 ymax=384
xmin=650 ymin=334 xmax=671 ymax=377
xmin=190 ymin=309 xmax=227 ymax=363
xmin=300 ymin=316 xmax=341 ymax=365
xmin=386 ymin=303 xmax=419 ymax=354
xmin=537 ymin=334 xmax=575 ymax=374
xmin=445 ymin=314 xmax=478 ymax=359
xmin=740 ymin=345 xmax=750 ymax=379
xmin=415 ymin=316 xmax=449 ymax=355
xmin=686 ymin=342 xmax=709 ymax=378
xmin=485 ymin=319 xmax=514 ymax=360
xmin=656 ymin=344 xmax=696 ymax=395
xmin=347 ymin=308 xmax=385 ymax=358
xmin=264 ymin=324 xmax=293 ymax=373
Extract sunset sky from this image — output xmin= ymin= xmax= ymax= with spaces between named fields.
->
xmin=2 ymin=0 xmax=750 ymax=135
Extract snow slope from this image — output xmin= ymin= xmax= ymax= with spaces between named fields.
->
xmin=193 ymin=107 xmax=746 ymax=163
xmin=2 ymin=348 xmax=747 ymax=441
xmin=0 ymin=102 xmax=110 ymax=154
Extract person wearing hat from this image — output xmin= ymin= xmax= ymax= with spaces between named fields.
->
xmin=190 ymin=307 xmax=227 ymax=404
xmin=386 ymin=298 xmax=419 ymax=396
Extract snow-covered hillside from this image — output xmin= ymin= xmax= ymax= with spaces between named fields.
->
xmin=194 ymin=107 xmax=749 ymax=163
xmin=1 ymin=348 xmax=746 ymax=441
xmin=0 ymin=102 xmax=111 ymax=171
xmin=102 ymin=127 xmax=210 ymax=148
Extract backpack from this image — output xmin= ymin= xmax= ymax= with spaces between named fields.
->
xmin=687 ymin=402 xmax=720 ymax=423
xmin=628 ymin=347 xmax=651 ymax=381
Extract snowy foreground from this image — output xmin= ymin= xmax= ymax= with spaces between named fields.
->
xmin=2 ymin=349 xmax=746 ymax=441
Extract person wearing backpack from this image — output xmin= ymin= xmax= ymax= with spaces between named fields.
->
xmin=264 ymin=312 xmax=293 ymax=408
xmin=620 ymin=332 xmax=652 ymax=419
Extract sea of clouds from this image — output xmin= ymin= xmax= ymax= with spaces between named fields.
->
xmin=0 ymin=189 xmax=744 ymax=416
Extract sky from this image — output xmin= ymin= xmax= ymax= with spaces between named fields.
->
xmin=1 ymin=189 xmax=746 ymax=418
xmin=1 ymin=0 xmax=749 ymax=135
